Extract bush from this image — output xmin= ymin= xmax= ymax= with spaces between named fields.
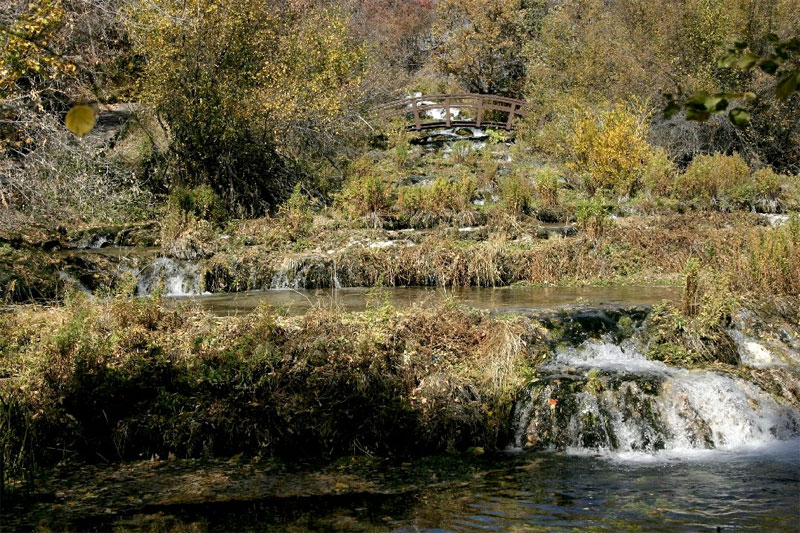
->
xmin=397 ymin=177 xmax=478 ymax=227
xmin=167 ymin=185 xmax=225 ymax=223
xmin=126 ymin=0 xmax=365 ymax=214
xmin=160 ymin=185 xmax=225 ymax=258
xmin=533 ymin=166 xmax=561 ymax=207
xmin=729 ymin=168 xmax=786 ymax=213
xmin=734 ymin=216 xmax=800 ymax=296
xmin=337 ymin=173 xmax=394 ymax=224
xmin=575 ymin=195 xmax=612 ymax=240
xmin=641 ymin=148 xmax=677 ymax=198
xmin=499 ymin=172 xmax=535 ymax=216
xmin=0 ymin=298 xmax=534 ymax=474
xmin=0 ymin=112 xmax=155 ymax=225
xmin=674 ymin=153 xmax=750 ymax=210
xmin=647 ymin=266 xmax=739 ymax=367
xmin=567 ymin=105 xmax=651 ymax=197
xmin=278 ymin=185 xmax=314 ymax=241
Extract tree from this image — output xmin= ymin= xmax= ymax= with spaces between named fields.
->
xmin=664 ymin=35 xmax=800 ymax=126
xmin=521 ymin=0 xmax=800 ymax=173
xmin=125 ymin=0 xmax=366 ymax=213
xmin=432 ymin=0 xmax=536 ymax=96
xmin=346 ymin=0 xmax=436 ymax=73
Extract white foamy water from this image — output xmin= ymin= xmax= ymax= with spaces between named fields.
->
xmin=730 ymin=330 xmax=799 ymax=367
xmin=137 ymin=258 xmax=202 ymax=296
xmin=515 ymin=340 xmax=800 ymax=459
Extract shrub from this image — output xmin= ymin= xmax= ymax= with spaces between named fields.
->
xmin=641 ymin=147 xmax=677 ymax=198
xmin=567 ymin=105 xmax=651 ymax=197
xmin=0 ymin=298 xmax=536 ymax=475
xmin=674 ymin=153 xmax=750 ymax=210
xmin=167 ymin=185 xmax=225 ymax=223
xmin=337 ymin=173 xmax=394 ymax=224
xmin=450 ymin=140 xmax=474 ymax=163
xmin=160 ymin=185 xmax=225 ymax=258
xmin=0 ymin=112 xmax=155 ymax=225
xmin=499 ymin=172 xmax=535 ymax=216
xmin=278 ymin=185 xmax=314 ymax=241
xmin=575 ymin=196 xmax=612 ymax=240
xmin=729 ymin=168 xmax=785 ymax=213
xmin=397 ymin=177 xmax=478 ymax=227
xmin=430 ymin=177 xmax=477 ymax=213
xmin=533 ymin=166 xmax=561 ymax=207
xmin=735 ymin=216 xmax=800 ymax=296
xmin=647 ymin=267 xmax=739 ymax=367
xmin=126 ymin=0 xmax=365 ymax=213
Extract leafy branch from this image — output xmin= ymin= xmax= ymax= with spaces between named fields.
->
xmin=664 ymin=34 xmax=799 ymax=127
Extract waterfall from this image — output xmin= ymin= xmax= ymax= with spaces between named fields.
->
xmin=270 ymin=257 xmax=300 ymax=290
xmin=512 ymin=339 xmax=800 ymax=458
xmin=136 ymin=258 xmax=202 ymax=296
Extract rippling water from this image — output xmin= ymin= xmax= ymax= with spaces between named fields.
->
xmin=106 ymin=448 xmax=798 ymax=532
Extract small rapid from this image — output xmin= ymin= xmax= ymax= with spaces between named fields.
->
xmin=512 ymin=338 xmax=800 ymax=459
xmin=136 ymin=257 xmax=203 ymax=296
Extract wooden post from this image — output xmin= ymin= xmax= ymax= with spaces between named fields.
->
xmin=412 ymin=98 xmax=421 ymax=130
xmin=445 ymin=96 xmax=451 ymax=127
xmin=506 ymin=103 xmax=517 ymax=129
xmin=476 ymin=97 xmax=483 ymax=127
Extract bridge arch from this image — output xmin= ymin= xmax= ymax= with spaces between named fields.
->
xmin=374 ymin=93 xmax=527 ymax=132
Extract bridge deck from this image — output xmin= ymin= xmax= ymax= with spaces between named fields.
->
xmin=375 ymin=93 xmax=527 ymax=132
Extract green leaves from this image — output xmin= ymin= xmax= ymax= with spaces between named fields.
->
xmin=734 ymin=52 xmax=759 ymax=70
xmin=775 ymin=70 xmax=800 ymax=99
xmin=665 ymin=33 xmax=799 ymax=128
xmin=728 ymin=108 xmax=750 ymax=128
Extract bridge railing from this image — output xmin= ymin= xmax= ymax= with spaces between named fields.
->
xmin=374 ymin=93 xmax=528 ymax=131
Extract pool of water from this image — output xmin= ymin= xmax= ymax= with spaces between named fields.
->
xmin=173 ymin=285 xmax=681 ymax=316
xmin=55 ymin=446 xmax=798 ymax=531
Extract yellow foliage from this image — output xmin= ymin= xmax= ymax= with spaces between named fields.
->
xmin=433 ymin=0 xmax=528 ymax=94
xmin=0 ymin=0 xmax=74 ymax=97
xmin=567 ymin=105 xmax=651 ymax=196
xmin=126 ymin=0 xmax=365 ymax=153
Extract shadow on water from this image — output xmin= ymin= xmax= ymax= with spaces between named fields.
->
xmin=10 ymin=449 xmax=799 ymax=531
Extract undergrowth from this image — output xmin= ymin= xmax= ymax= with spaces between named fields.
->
xmin=0 ymin=295 xmax=546 ymax=484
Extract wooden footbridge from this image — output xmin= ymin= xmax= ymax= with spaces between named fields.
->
xmin=374 ymin=93 xmax=528 ymax=132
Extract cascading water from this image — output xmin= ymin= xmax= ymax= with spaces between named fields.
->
xmin=512 ymin=337 xmax=800 ymax=458
xmin=136 ymin=257 xmax=202 ymax=296
xmin=270 ymin=257 xmax=301 ymax=289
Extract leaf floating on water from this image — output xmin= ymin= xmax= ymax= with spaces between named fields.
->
xmin=65 ymin=105 xmax=96 ymax=137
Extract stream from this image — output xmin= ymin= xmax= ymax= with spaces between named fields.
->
xmin=10 ymin=447 xmax=798 ymax=531
xmin=9 ymin=244 xmax=799 ymax=531
xmin=172 ymin=285 xmax=681 ymax=316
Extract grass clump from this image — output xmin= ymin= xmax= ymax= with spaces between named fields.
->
xmin=160 ymin=185 xmax=226 ymax=259
xmin=646 ymin=261 xmax=739 ymax=367
xmin=336 ymin=167 xmax=394 ymax=227
xmin=499 ymin=171 xmax=535 ymax=217
xmin=397 ymin=177 xmax=479 ymax=228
